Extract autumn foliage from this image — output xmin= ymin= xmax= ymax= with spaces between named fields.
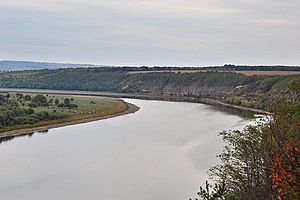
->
xmin=193 ymin=83 xmax=300 ymax=200
xmin=270 ymin=101 xmax=300 ymax=199
xmin=271 ymin=139 xmax=300 ymax=199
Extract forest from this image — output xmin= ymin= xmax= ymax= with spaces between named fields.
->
xmin=0 ymin=67 xmax=299 ymax=110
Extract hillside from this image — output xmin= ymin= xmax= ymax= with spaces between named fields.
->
xmin=0 ymin=67 xmax=299 ymax=110
xmin=0 ymin=60 xmax=101 ymax=71
xmin=1 ymin=61 xmax=300 ymax=72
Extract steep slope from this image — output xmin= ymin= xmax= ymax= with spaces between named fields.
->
xmin=0 ymin=68 xmax=299 ymax=110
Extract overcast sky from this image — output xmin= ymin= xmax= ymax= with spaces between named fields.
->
xmin=0 ymin=0 xmax=299 ymax=66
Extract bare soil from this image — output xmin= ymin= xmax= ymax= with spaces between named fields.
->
xmin=235 ymin=71 xmax=300 ymax=76
xmin=128 ymin=70 xmax=300 ymax=76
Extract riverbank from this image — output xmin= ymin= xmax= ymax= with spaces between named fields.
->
xmin=0 ymin=100 xmax=139 ymax=139
xmin=0 ymin=88 xmax=272 ymax=115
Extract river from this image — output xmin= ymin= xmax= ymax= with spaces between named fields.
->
xmin=0 ymin=99 xmax=252 ymax=200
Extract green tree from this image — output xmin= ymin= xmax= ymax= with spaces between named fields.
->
xmin=196 ymin=100 xmax=300 ymax=200
xmin=16 ymin=93 xmax=23 ymax=99
xmin=64 ymin=98 xmax=70 ymax=105
xmin=26 ymin=108 xmax=35 ymax=115
xmin=9 ymin=100 xmax=20 ymax=107
xmin=208 ymin=124 xmax=274 ymax=200
xmin=32 ymin=94 xmax=48 ymax=106
xmin=48 ymin=98 xmax=54 ymax=104
xmin=54 ymin=99 xmax=59 ymax=105
xmin=24 ymin=95 xmax=32 ymax=101
xmin=5 ymin=93 xmax=10 ymax=98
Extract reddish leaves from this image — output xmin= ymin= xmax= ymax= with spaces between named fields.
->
xmin=271 ymin=139 xmax=300 ymax=199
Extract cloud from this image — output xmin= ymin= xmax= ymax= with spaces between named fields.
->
xmin=254 ymin=18 xmax=291 ymax=25
xmin=0 ymin=0 xmax=299 ymax=65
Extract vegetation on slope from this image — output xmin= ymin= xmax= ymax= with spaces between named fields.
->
xmin=191 ymin=79 xmax=300 ymax=199
xmin=0 ymin=68 xmax=299 ymax=110
xmin=1 ymin=61 xmax=299 ymax=72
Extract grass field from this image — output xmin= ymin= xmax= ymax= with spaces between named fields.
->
xmin=128 ymin=70 xmax=300 ymax=76
xmin=34 ymin=94 xmax=125 ymax=116
xmin=0 ymin=93 xmax=128 ymax=133
xmin=235 ymin=71 xmax=300 ymax=76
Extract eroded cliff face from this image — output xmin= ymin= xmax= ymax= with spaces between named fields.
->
xmin=122 ymin=73 xmax=299 ymax=110
xmin=124 ymin=81 xmax=236 ymax=100
xmin=122 ymin=72 xmax=246 ymax=100
xmin=0 ymin=69 xmax=299 ymax=109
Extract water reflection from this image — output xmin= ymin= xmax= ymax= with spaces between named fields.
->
xmin=202 ymin=104 xmax=256 ymax=119
xmin=0 ymin=101 xmax=253 ymax=144
xmin=0 ymin=99 xmax=252 ymax=200
xmin=0 ymin=130 xmax=48 ymax=144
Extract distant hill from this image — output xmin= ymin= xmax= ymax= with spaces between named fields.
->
xmin=1 ymin=61 xmax=300 ymax=72
xmin=0 ymin=60 xmax=102 ymax=71
xmin=0 ymin=67 xmax=299 ymax=110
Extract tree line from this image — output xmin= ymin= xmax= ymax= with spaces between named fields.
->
xmin=0 ymin=68 xmax=299 ymax=110
xmin=0 ymin=93 xmax=78 ymax=129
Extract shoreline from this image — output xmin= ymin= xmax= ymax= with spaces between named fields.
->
xmin=0 ymin=87 xmax=271 ymax=139
xmin=214 ymin=100 xmax=272 ymax=115
xmin=0 ymin=88 xmax=272 ymax=115
xmin=0 ymin=102 xmax=140 ymax=139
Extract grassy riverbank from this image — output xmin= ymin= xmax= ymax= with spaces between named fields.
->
xmin=0 ymin=92 xmax=138 ymax=138
xmin=0 ymin=88 xmax=271 ymax=115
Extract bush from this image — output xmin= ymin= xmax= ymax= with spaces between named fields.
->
xmin=57 ymin=103 xmax=66 ymax=107
xmin=28 ymin=102 xmax=38 ymax=108
xmin=32 ymin=94 xmax=48 ymax=106
xmin=64 ymin=98 xmax=70 ymax=104
xmin=197 ymin=101 xmax=300 ymax=200
xmin=24 ymin=95 xmax=32 ymax=101
xmin=26 ymin=108 xmax=35 ymax=115
xmin=67 ymin=103 xmax=78 ymax=109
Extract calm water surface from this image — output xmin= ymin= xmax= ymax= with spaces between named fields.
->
xmin=0 ymin=99 xmax=251 ymax=200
